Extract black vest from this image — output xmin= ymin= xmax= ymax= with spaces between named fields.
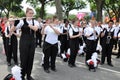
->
xmin=21 ymin=18 xmax=35 ymax=39
xmin=101 ymin=28 xmax=114 ymax=45
xmin=69 ymin=27 xmax=79 ymax=41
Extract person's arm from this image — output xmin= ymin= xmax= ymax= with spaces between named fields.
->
xmin=70 ymin=32 xmax=81 ymax=39
xmin=5 ymin=22 xmax=10 ymax=38
xmin=61 ymin=32 xmax=67 ymax=35
xmin=84 ymin=28 xmax=93 ymax=38
xmin=12 ymin=29 xmax=21 ymax=37
xmin=29 ymin=25 xmax=38 ymax=31
xmin=100 ymin=28 xmax=106 ymax=38
xmin=28 ymin=20 xmax=38 ymax=31
xmin=10 ymin=20 xmax=22 ymax=33
xmin=113 ymin=27 xmax=119 ymax=39
xmin=69 ymin=28 xmax=81 ymax=39
xmin=50 ymin=25 xmax=60 ymax=35
xmin=41 ymin=24 xmax=47 ymax=35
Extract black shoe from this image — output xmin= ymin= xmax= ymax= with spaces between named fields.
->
xmin=7 ymin=62 xmax=11 ymax=66
xmin=73 ymin=64 xmax=77 ymax=67
xmin=27 ymin=76 xmax=34 ymax=80
xmin=39 ymin=45 xmax=42 ymax=48
xmin=100 ymin=63 xmax=104 ymax=65
xmin=108 ymin=63 xmax=114 ymax=67
xmin=44 ymin=69 xmax=50 ymax=73
xmin=63 ymin=58 xmax=68 ymax=62
xmin=21 ymin=76 xmax=25 ymax=80
xmin=116 ymin=56 xmax=120 ymax=59
xmin=68 ymin=64 xmax=74 ymax=68
xmin=14 ymin=62 xmax=18 ymax=65
xmin=51 ymin=68 xmax=57 ymax=72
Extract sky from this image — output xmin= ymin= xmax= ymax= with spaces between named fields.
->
xmin=21 ymin=0 xmax=91 ymax=15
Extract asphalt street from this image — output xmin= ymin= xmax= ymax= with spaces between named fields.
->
xmin=0 ymin=38 xmax=120 ymax=80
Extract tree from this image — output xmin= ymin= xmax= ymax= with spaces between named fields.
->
xmin=61 ymin=0 xmax=86 ymax=18
xmin=27 ymin=0 xmax=53 ymax=19
xmin=11 ymin=11 xmax=25 ymax=17
xmin=55 ymin=0 xmax=63 ymax=20
xmin=0 ymin=0 xmax=23 ymax=18
xmin=89 ymin=0 xmax=105 ymax=22
xmin=104 ymin=0 xmax=120 ymax=22
xmin=0 ymin=6 xmax=4 ymax=17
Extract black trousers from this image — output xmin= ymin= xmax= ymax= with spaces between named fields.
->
xmin=20 ymin=36 xmax=35 ymax=78
xmin=79 ymin=38 xmax=83 ymax=46
xmin=36 ymin=30 xmax=42 ymax=47
xmin=68 ymin=39 xmax=79 ymax=65
xmin=43 ymin=42 xmax=58 ymax=70
xmin=117 ymin=41 xmax=120 ymax=57
xmin=2 ymin=34 xmax=7 ymax=55
xmin=85 ymin=39 xmax=97 ymax=61
xmin=60 ymin=36 xmax=69 ymax=54
xmin=101 ymin=43 xmax=113 ymax=64
xmin=6 ymin=37 xmax=18 ymax=63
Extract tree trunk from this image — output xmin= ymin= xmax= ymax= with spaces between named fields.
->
xmin=55 ymin=0 xmax=63 ymax=20
xmin=4 ymin=10 xmax=9 ymax=18
xmin=40 ymin=4 xmax=45 ymax=19
xmin=39 ymin=0 xmax=45 ymax=19
xmin=96 ymin=5 xmax=102 ymax=22
xmin=95 ymin=0 xmax=104 ymax=22
xmin=7 ymin=11 xmax=9 ymax=18
xmin=66 ymin=11 xmax=69 ymax=19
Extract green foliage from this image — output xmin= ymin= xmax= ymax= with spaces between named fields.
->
xmin=26 ymin=0 xmax=53 ymax=8
xmin=45 ymin=14 xmax=54 ymax=19
xmin=11 ymin=11 xmax=25 ymax=17
xmin=61 ymin=0 xmax=86 ymax=18
xmin=104 ymin=0 xmax=120 ymax=21
xmin=0 ymin=0 xmax=23 ymax=17
xmin=68 ymin=14 xmax=76 ymax=20
xmin=62 ymin=0 xmax=86 ymax=12
xmin=26 ymin=0 xmax=40 ymax=8
xmin=89 ymin=1 xmax=96 ymax=12
xmin=26 ymin=0 xmax=53 ymax=19
xmin=35 ymin=7 xmax=46 ymax=18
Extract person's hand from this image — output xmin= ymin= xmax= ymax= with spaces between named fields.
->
xmin=78 ymin=32 xmax=82 ymax=37
xmin=101 ymin=32 xmax=105 ymax=37
xmin=28 ymin=24 xmax=32 ymax=28
xmin=43 ymin=24 xmax=47 ymax=28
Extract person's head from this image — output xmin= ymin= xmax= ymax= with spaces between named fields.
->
xmin=98 ymin=21 xmax=102 ymax=26
xmin=64 ymin=19 xmax=69 ymax=24
xmin=37 ymin=17 xmax=42 ymax=23
xmin=46 ymin=17 xmax=52 ymax=24
xmin=52 ymin=16 xmax=59 ymax=24
xmin=90 ymin=20 xmax=96 ymax=27
xmin=72 ymin=19 xmax=79 ymax=27
xmin=8 ymin=15 xmax=15 ymax=25
xmin=82 ymin=21 xmax=87 ymax=27
xmin=26 ymin=8 xmax=34 ymax=19
xmin=108 ymin=20 xmax=114 ymax=28
xmin=115 ymin=22 xmax=119 ymax=27
xmin=1 ymin=16 xmax=8 ymax=23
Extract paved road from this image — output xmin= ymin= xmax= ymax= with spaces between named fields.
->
xmin=0 ymin=38 xmax=120 ymax=80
